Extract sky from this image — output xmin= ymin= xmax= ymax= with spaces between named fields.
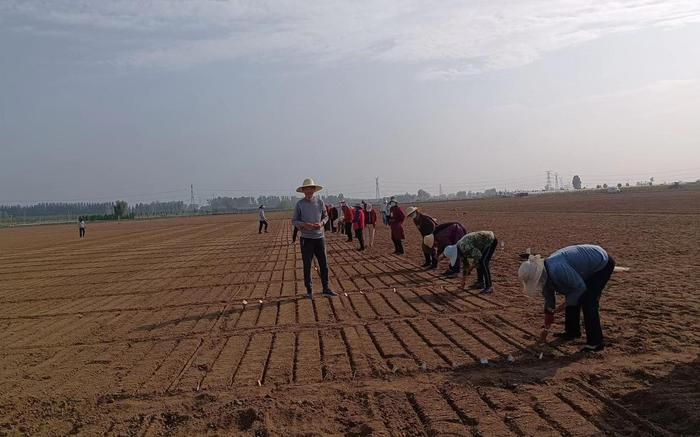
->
xmin=1 ymin=0 xmax=700 ymax=204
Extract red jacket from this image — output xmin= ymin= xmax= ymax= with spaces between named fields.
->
xmin=388 ymin=205 xmax=405 ymax=240
xmin=352 ymin=208 xmax=365 ymax=230
xmin=342 ymin=205 xmax=354 ymax=222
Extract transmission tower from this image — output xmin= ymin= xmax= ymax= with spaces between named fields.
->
xmin=375 ymin=177 xmax=380 ymax=200
xmin=554 ymin=173 xmax=559 ymax=191
xmin=439 ymin=184 xmax=443 ymax=197
xmin=546 ymin=171 xmax=553 ymax=191
xmin=190 ymin=184 xmax=195 ymax=209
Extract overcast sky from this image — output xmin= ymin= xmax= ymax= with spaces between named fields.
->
xmin=2 ymin=0 xmax=700 ymax=204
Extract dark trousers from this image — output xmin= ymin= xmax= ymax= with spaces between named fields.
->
xmin=79 ymin=228 xmax=85 ymax=238
xmin=565 ymin=256 xmax=615 ymax=346
xmin=292 ymin=227 xmax=298 ymax=242
xmin=392 ymin=239 xmax=404 ymax=254
xmin=355 ymin=228 xmax=364 ymax=250
xmin=259 ymin=220 xmax=268 ymax=233
xmin=344 ymin=222 xmax=353 ymax=241
xmin=300 ymin=237 xmax=329 ymax=293
xmin=476 ymin=238 xmax=498 ymax=288
xmin=423 ymin=245 xmax=438 ymax=267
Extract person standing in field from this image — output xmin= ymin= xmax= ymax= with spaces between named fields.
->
xmin=444 ymin=230 xmax=498 ymax=294
xmin=258 ymin=205 xmax=269 ymax=234
xmin=406 ymin=206 xmax=438 ymax=268
xmin=352 ymin=203 xmax=366 ymax=251
xmin=387 ymin=199 xmax=405 ymax=255
xmin=363 ymin=202 xmax=378 ymax=249
xmin=381 ymin=199 xmax=389 ymax=225
xmin=518 ymin=244 xmax=615 ymax=352
xmin=427 ymin=222 xmax=467 ymax=277
xmin=328 ymin=203 xmax=339 ymax=233
xmin=340 ymin=201 xmax=354 ymax=242
xmin=79 ymin=217 xmax=86 ymax=238
xmin=292 ymin=178 xmax=337 ymax=299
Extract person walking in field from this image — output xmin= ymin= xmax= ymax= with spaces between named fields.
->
xmin=518 ymin=244 xmax=615 ymax=352
xmin=292 ymin=177 xmax=337 ymax=299
xmin=362 ymin=202 xmax=378 ymax=249
xmin=387 ymin=199 xmax=405 ymax=255
xmin=425 ymin=222 xmax=467 ymax=277
xmin=444 ymin=230 xmax=498 ymax=294
xmin=258 ymin=205 xmax=269 ymax=234
xmin=406 ymin=206 xmax=438 ymax=268
xmin=352 ymin=203 xmax=366 ymax=251
xmin=79 ymin=217 xmax=86 ymax=238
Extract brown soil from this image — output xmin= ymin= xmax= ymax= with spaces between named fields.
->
xmin=1 ymin=190 xmax=698 ymax=436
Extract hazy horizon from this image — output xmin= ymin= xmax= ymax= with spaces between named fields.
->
xmin=2 ymin=1 xmax=700 ymax=205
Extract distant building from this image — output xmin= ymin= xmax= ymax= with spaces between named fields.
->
xmin=484 ymin=188 xmax=497 ymax=197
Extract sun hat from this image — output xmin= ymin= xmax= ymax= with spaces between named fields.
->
xmin=423 ymin=234 xmax=434 ymax=247
xmin=444 ymin=244 xmax=458 ymax=267
xmin=296 ymin=177 xmax=323 ymax=193
xmin=405 ymin=206 xmax=419 ymax=217
xmin=518 ymin=255 xmax=545 ymax=297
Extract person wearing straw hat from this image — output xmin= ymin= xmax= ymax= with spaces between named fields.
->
xmin=258 ymin=205 xmax=269 ymax=234
xmin=428 ymin=222 xmax=467 ymax=277
xmin=406 ymin=206 xmax=438 ymax=268
xmin=518 ymin=244 xmax=615 ymax=352
xmin=292 ymin=177 xmax=338 ymax=299
xmin=443 ymin=230 xmax=498 ymax=294
xmin=387 ymin=199 xmax=405 ymax=254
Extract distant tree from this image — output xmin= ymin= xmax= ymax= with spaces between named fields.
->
xmin=617 ymin=183 xmax=622 ymax=188
xmin=650 ymin=177 xmax=655 ymax=185
xmin=602 ymin=183 xmax=608 ymax=189
xmin=456 ymin=190 xmax=467 ymax=199
xmin=113 ymin=200 xmax=128 ymax=218
xmin=625 ymin=182 xmax=630 ymax=187
xmin=596 ymin=184 xmax=602 ymax=189
xmin=572 ymin=175 xmax=582 ymax=190
xmin=416 ymin=189 xmax=431 ymax=201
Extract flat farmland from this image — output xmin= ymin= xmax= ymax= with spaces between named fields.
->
xmin=1 ymin=189 xmax=698 ymax=436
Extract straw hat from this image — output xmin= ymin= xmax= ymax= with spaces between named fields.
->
xmin=518 ymin=255 xmax=545 ymax=297
xmin=405 ymin=206 xmax=419 ymax=217
xmin=296 ymin=177 xmax=323 ymax=193
xmin=444 ymin=244 xmax=458 ymax=267
xmin=423 ymin=234 xmax=434 ymax=247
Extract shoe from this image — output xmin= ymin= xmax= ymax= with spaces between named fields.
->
xmin=446 ymin=272 xmax=459 ymax=279
xmin=429 ymin=264 xmax=438 ymax=270
xmin=581 ymin=344 xmax=604 ymax=352
xmin=553 ymin=332 xmax=581 ymax=341
xmin=480 ymin=287 xmax=493 ymax=294
xmin=441 ymin=269 xmax=452 ymax=276
xmin=421 ymin=261 xmax=431 ymax=267
xmin=305 ymin=292 xmax=313 ymax=300
xmin=469 ymin=282 xmax=484 ymax=289
xmin=322 ymin=289 xmax=338 ymax=297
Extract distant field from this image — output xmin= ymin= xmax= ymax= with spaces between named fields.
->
xmin=1 ymin=190 xmax=698 ymax=435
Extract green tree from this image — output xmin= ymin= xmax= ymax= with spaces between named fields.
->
xmin=113 ymin=200 xmax=128 ymax=218
xmin=572 ymin=175 xmax=582 ymax=190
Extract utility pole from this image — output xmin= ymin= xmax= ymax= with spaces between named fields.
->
xmin=554 ymin=173 xmax=559 ymax=191
xmin=190 ymin=184 xmax=195 ymax=211
xmin=375 ymin=177 xmax=380 ymax=200
xmin=439 ymin=184 xmax=442 ymax=197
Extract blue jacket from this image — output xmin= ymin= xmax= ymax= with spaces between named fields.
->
xmin=544 ymin=244 xmax=609 ymax=309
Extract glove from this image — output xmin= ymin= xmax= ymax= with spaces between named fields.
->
xmin=544 ymin=310 xmax=555 ymax=328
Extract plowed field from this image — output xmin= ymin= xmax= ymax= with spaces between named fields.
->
xmin=1 ymin=189 xmax=698 ymax=436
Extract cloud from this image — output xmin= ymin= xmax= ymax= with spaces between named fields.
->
xmin=3 ymin=0 xmax=700 ymax=78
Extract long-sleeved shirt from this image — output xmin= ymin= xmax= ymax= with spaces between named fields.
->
xmin=455 ymin=231 xmax=496 ymax=273
xmin=433 ymin=222 xmax=467 ymax=256
xmin=543 ymin=244 xmax=609 ymax=309
xmin=258 ymin=209 xmax=266 ymax=221
xmin=413 ymin=213 xmax=437 ymax=236
xmin=292 ymin=196 xmax=328 ymax=239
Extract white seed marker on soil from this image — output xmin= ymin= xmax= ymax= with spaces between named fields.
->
xmin=507 ymin=354 xmax=515 ymax=363
xmin=480 ymin=358 xmax=489 ymax=365
xmin=258 ymin=300 xmax=263 ymax=304
xmin=242 ymin=300 xmax=248 ymax=305
xmin=539 ymin=352 xmax=544 ymax=360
